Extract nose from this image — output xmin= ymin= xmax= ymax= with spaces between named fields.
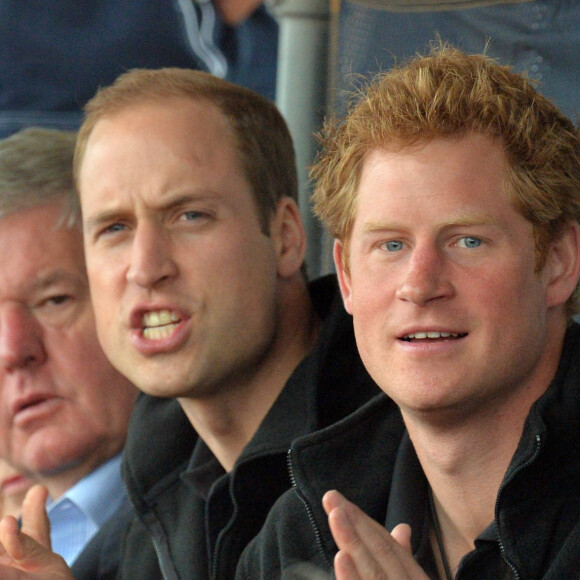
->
xmin=126 ymin=224 xmax=178 ymax=289
xmin=395 ymin=243 xmax=454 ymax=305
xmin=0 ymin=303 xmax=46 ymax=370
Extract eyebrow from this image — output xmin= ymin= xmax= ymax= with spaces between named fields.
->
xmin=84 ymin=191 xmax=221 ymax=232
xmin=158 ymin=191 xmax=220 ymax=212
xmin=361 ymin=213 xmax=500 ymax=235
xmin=28 ymin=270 xmax=86 ymax=292
xmin=84 ymin=209 xmax=122 ymax=233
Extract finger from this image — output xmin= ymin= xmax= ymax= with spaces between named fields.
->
xmin=0 ymin=515 xmax=72 ymax=577
xmin=324 ymin=491 xmax=430 ymax=579
xmin=0 ymin=514 xmax=42 ymax=565
xmin=329 ymin=503 xmax=379 ymax=579
xmin=322 ymin=488 xmax=345 ymax=516
xmin=0 ymin=515 xmax=19 ymax=565
xmin=334 ymin=549 xmax=361 ymax=580
xmin=20 ymin=485 xmax=51 ymax=549
xmin=325 ymin=490 xmax=411 ymax=579
xmin=391 ymin=523 xmax=412 ymax=552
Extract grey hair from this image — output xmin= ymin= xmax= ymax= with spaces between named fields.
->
xmin=0 ymin=127 xmax=79 ymax=225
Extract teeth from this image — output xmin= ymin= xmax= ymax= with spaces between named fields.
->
xmin=143 ymin=325 xmax=178 ymax=340
xmin=142 ymin=310 xmax=180 ymax=328
xmin=142 ymin=310 xmax=181 ymax=341
xmin=405 ymin=331 xmax=458 ymax=340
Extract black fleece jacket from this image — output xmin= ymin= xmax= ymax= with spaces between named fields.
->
xmin=114 ymin=274 xmax=381 ymax=580
xmin=238 ymin=323 xmax=580 ymax=580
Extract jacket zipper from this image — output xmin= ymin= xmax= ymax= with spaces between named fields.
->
xmin=287 ymin=449 xmax=334 ymax=571
xmin=150 ymin=527 xmax=179 ymax=580
xmin=209 ymin=482 xmax=240 ymax=580
xmin=493 ymin=433 xmax=542 ymax=580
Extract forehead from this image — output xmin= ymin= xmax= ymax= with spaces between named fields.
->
xmin=0 ymin=204 xmax=85 ymax=291
xmin=79 ymin=98 xmax=249 ymax=200
xmin=0 ymin=202 xmax=81 ymax=245
xmin=356 ymin=134 xmax=510 ymax=218
xmin=83 ymin=97 xmax=237 ymax=165
xmin=77 ymin=98 xmax=263 ymax=232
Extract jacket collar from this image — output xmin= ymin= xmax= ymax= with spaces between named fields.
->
xmin=122 ymin=275 xmax=379 ymax=503
xmin=287 ymin=323 xmax=580 ymax=576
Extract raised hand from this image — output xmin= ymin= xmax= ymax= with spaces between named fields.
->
xmin=323 ymin=490 xmax=430 ymax=580
xmin=0 ymin=485 xmax=74 ymax=579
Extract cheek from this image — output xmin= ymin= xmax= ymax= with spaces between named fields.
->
xmin=474 ymin=265 xmax=542 ymax=313
xmin=88 ymin=290 xmax=120 ymax=347
xmin=348 ymin=264 xmax=393 ymax=320
xmin=87 ymin=257 xmax=124 ymax=305
xmin=85 ymin=389 xmax=134 ymax=430
xmin=350 ymin=288 xmax=388 ymax=362
xmin=73 ymin=368 xmax=135 ymax=426
xmin=94 ymin=310 xmax=115 ymax=353
xmin=53 ymin=323 xmax=113 ymax=382
xmin=224 ymin=239 xmax=278 ymax=297
xmin=0 ymin=429 xmax=9 ymax=457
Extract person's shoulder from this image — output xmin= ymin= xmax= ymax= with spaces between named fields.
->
xmin=236 ymin=487 xmax=332 ymax=580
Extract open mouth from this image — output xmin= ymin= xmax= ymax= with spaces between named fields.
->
xmin=142 ymin=309 xmax=182 ymax=340
xmin=400 ymin=331 xmax=467 ymax=342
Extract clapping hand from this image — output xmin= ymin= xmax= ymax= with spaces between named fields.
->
xmin=323 ymin=490 xmax=431 ymax=580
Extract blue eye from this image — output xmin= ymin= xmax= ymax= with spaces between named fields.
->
xmin=457 ymin=236 xmax=482 ymax=248
xmin=102 ymin=223 xmax=126 ymax=235
xmin=182 ymin=211 xmax=205 ymax=221
xmin=384 ymin=240 xmax=403 ymax=252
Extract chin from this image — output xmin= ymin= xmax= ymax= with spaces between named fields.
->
xmin=137 ymin=381 xmax=184 ymax=399
xmin=23 ymin=444 xmax=87 ymax=477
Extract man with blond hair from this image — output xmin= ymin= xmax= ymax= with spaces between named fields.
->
xmin=237 ymin=46 xmax=580 ymax=579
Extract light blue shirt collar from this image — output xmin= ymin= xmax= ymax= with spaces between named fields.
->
xmin=47 ymin=454 xmax=127 ymax=566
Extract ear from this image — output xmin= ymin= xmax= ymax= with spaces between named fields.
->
xmin=545 ymin=220 xmax=580 ymax=309
xmin=334 ymin=239 xmax=353 ymax=314
xmin=271 ymin=197 xmax=307 ymax=278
